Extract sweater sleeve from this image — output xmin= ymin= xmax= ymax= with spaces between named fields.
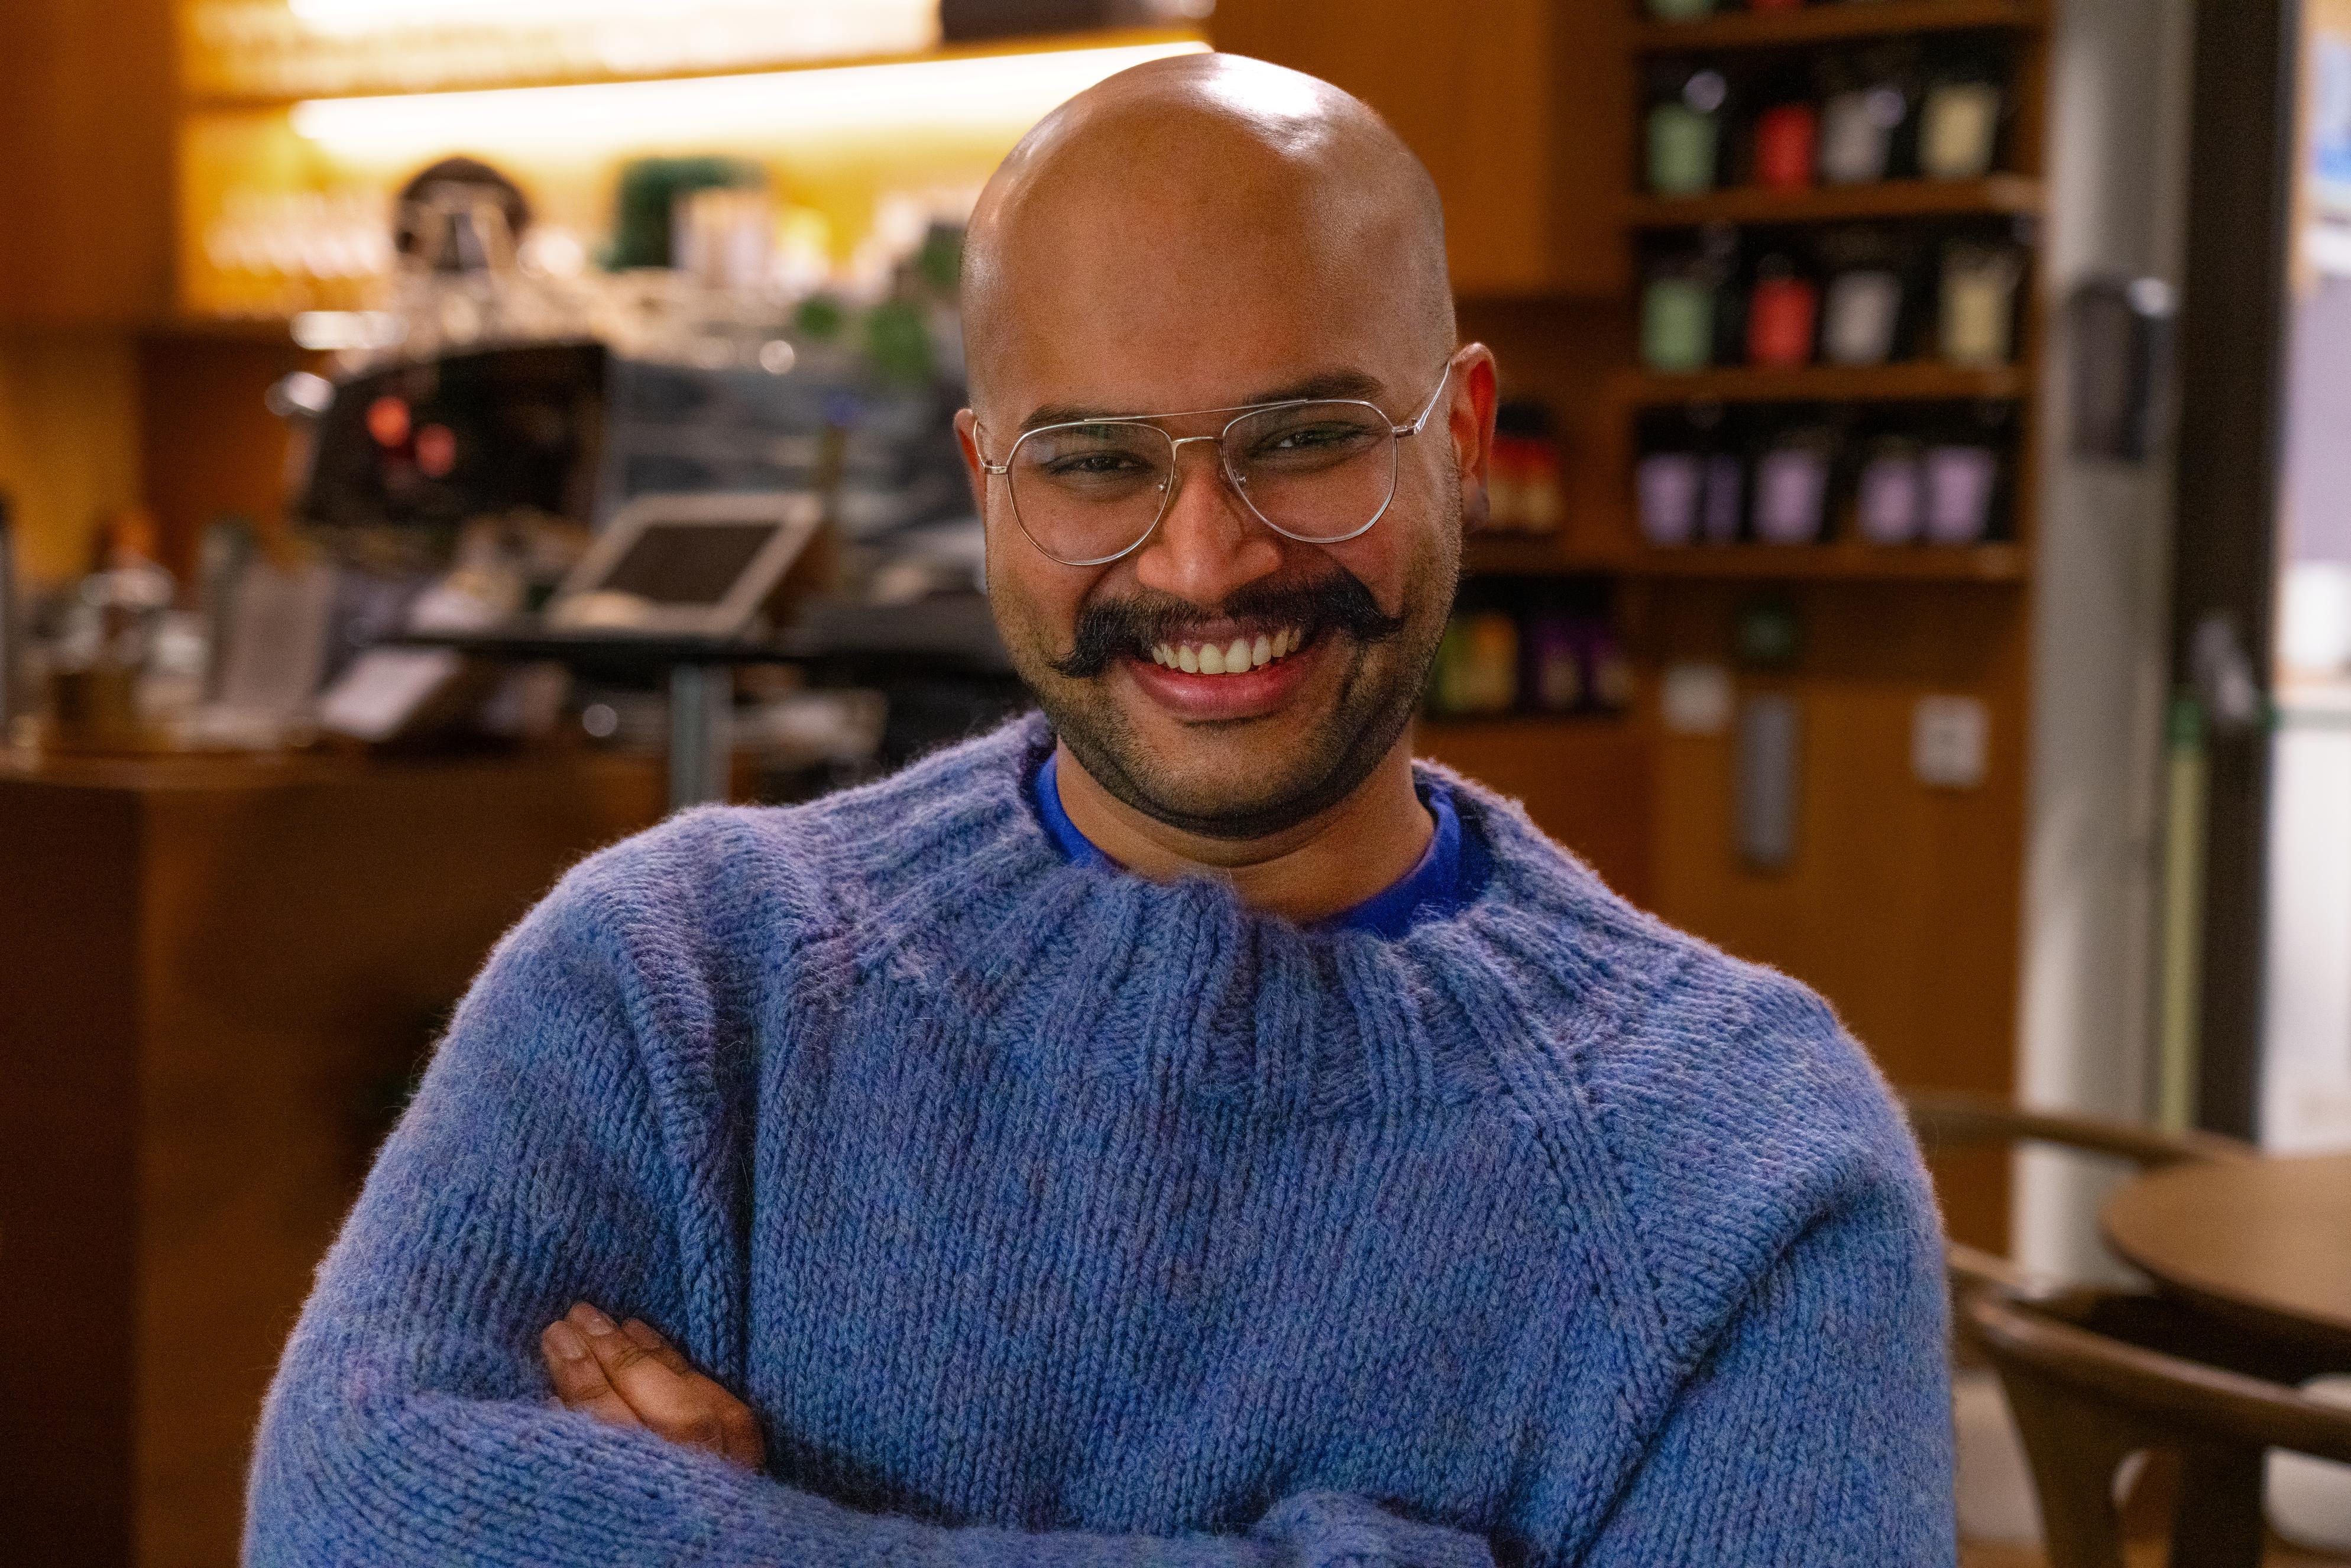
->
xmin=243 ymin=853 xmax=1494 ymax=1568
xmin=1573 ymin=1178 xmax=1957 ymax=1567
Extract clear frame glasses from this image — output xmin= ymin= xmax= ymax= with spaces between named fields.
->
xmin=977 ymin=362 xmax=1455 ymax=568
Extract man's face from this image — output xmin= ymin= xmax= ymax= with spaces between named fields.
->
xmin=960 ymin=185 xmax=1489 ymax=841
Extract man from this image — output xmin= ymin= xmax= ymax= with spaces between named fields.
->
xmin=247 ymin=54 xmax=1955 ymax=1567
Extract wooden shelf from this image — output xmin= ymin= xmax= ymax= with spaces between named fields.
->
xmin=1617 ymin=361 xmax=2029 ymax=404
xmin=1468 ymin=536 xmax=2028 ymax=583
xmin=1632 ymin=0 xmax=2044 ymax=53
xmin=1629 ymin=542 xmax=2027 ymax=581
xmin=1628 ymin=175 xmax=2042 ymax=228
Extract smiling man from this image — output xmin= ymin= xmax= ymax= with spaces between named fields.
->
xmin=247 ymin=54 xmax=1955 ymax=1568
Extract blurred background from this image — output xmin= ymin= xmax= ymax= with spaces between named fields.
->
xmin=1 ymin=0 xmax=2347 ymax=1563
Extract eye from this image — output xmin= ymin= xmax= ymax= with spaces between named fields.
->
xmin=1045 ymin=451 xmax=1149 ymax=476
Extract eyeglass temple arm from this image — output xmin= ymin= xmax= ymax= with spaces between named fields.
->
xmin=1393 ymin=361 xmax=1455 ymax=438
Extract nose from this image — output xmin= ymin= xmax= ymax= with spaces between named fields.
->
xmin=1129 ymin=436 xmax=1285 ymax=606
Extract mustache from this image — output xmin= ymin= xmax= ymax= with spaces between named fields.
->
xmin=1047 ymin=572 xmax=1408 ymax=680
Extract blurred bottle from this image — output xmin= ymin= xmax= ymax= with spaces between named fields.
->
xmin=1647 ymin=64 xmax=1730 ymax=195
xmin=1919 ymin=44 xmax=2007 ymax=180
xmin=1747 ymin=252 xmax=1821 ymax=368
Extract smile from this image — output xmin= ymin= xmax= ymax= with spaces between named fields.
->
xmin=1147 ymin=624 xmax=1309 ymax=676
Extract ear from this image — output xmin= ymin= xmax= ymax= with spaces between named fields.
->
xmin=1446 ymin=344 xmax=1500 ymax=535
xmin=954 ymin=407 xmax=991 ymax=517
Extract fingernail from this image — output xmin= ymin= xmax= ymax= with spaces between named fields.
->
xmin=543 ymin=1321 xmax=590 ymax=1361
xmin=622 ymin=1318 xmax=663 ymax=1350
xmin=571 ymin=1303 xmax=616 ymax=1335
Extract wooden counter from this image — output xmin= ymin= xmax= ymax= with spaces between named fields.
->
xmin=0 ymin=747 xmax=666 ymax=1567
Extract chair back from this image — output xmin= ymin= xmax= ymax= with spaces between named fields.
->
xmin=1964 ymin=1285 xmax=2351 ymax=1568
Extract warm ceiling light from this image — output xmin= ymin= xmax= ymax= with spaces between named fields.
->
xmin=285 ymin=0 xmax=890 ymax=32
xmin=289 ymin=40 xmax=1210 ymax=158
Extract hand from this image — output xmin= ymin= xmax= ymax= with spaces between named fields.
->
xmin=540 ymin=1302 xmax=767 ymax=1471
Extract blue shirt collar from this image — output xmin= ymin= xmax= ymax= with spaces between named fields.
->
xmin=1031 ymin=747 xmax=1465 ymax=939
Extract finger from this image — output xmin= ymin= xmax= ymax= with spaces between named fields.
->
xmin=621 ymin=1317 xmax=697 ymax=1378
xmin=622 ymin=1320 xmax=765 ymax=1470
xmin=540 ymin=1319 xmax=643 ymax=1431
xmin=686 ymin=1371 xmax=768 ymax=1470
xmin=571 ymin=1304 xmax=733 ymax=1454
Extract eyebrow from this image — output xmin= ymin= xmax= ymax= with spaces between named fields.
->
xmin=1016 ymin=369 xmax=1390 ymax=435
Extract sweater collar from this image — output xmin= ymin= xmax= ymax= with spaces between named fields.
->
xmin=820 ymin=714 xmax=1676 ymax=1115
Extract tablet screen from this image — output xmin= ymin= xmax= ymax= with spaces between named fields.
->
xmin=596 ymin=520 xmax=782 ymax=606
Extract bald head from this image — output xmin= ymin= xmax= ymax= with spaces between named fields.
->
xmin=961 ymin=53 xmax=1455 ymax=412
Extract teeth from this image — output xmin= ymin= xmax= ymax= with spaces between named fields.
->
xmin=1152 ymin=624 xmax=1309 ymax=677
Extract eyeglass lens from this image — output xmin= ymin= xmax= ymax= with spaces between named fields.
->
xmin=1007 ymin=400 xmax=1399 ymax=564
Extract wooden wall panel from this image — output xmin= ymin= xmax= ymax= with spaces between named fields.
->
xmin=1419 ymin=716 xmax=1653 ymax=907
xmin=0 ymin=331 xmax=147 ymax=585
xmin=1212 ymin=0 xmax=1630 ymax=297
xmin=0 ymin=0 xmax=176 ymax=326
xmin=0 ymin=784 xmax=144 ymax=1568
xmin=1 ymin=752 xmax=666 ymax=1568
xmin=1632 ymin=579 xmax=2029 ymax=1249
xmin=135 ymin=332 xmax=309 ymax=579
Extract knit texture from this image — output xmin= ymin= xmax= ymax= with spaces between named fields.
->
xmin=245 ymin=713 xmax=1956 ymax=1567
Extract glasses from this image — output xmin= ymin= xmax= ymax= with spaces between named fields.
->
xmin=977 ymin=363 xmax=1454 ymax=567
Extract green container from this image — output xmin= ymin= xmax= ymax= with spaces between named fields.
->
xmin=1641 ymin=277 xmax=1717 ymax=372
xmin=1646 ymin=102 xmax=1721 ymax=196
xmin=1645 ymin=0 xmax=1716 ymax=18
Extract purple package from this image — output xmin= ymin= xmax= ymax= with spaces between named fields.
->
xmin=1637 ymin=453 xmax=1703 ymax=546
xmin=1755 ymin=447 xmax=1829 ymax=543
xmin=1925 ymin=445 xmax=1998 ymax=543
xmin=1857 ymin=452 xmax=1924 ymax=544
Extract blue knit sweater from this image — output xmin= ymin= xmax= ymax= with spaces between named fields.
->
xmin=245 ymin=714 xmax=1955 ymax=1567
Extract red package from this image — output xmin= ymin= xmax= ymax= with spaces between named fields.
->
xmin=1754 ymin=103 xmax=1819 ymax=190
xmin=1748 ymin=275 xmax=1821 ymax=367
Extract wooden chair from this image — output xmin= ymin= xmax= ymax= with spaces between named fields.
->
xmin=1899 ymin=1087 xmax=2254 ymax=1298
xmin=1963 ymin=1284 xmax=2351 ymax=1568
xmin=1901 ymin=1090 xmax=2339 ymax=1567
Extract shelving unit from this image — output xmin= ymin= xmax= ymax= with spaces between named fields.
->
xmin=1467 ymin=534 xmax=2028 ymax=582
xmin=1614 ymin=361 xmax=2030 ymax=405
xmin=1631 ymin=0 xmax=2045 ymax=52
xmin=1434 ymin=0 xmax=2055 ymax=1254
xmin=1627 ymin=173 xmax=2042 ymax=227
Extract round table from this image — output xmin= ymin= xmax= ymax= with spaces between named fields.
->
xmin=2100 ymin=1151 xmax=2351 ymax=1365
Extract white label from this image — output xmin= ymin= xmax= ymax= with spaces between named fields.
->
xmin=1662 ymin=662 xmax=1734 ymax=736
xmin=1913 ymin=695 xmax=1990 ymax=789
